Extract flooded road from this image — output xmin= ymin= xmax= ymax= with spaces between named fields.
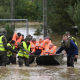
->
xmin=0 ymin=26 xmax=80 ymax=80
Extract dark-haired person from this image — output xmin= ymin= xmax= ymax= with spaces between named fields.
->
xmin=12 ymin=32 xmax=22 ymax=50
xmin=56 ymin=34 xmax=78 ymax=67
xmin=7 ymin=40 xmax=18 ymax=65
xmin=21 ymin=34 xmax=24 ymax=42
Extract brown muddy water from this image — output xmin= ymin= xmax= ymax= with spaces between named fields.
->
xmin=0 ymin=27 xmax=80 ymax=80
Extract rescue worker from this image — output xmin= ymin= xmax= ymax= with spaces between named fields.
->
xmin=18 ymin=37 xmax=31 ymax=67
xmin=65 ymin=31 xmax=77 ymax=45
xmin=26 ymin=34 xmax=33 ymax=39
xmin=65 ymin=31 xmax=77 ymax=62
xmin=12 ymin=32 xmax=22 ymax=50
xmin=56 ymin=34 xmax=78 ymax=67
xmin=0 ymin=29 xmax=8 ymax=66
xmin=35 ymin=37 xmax=45 ymax=55
xmin=7 ymin=40 xmax=18 ymax=65
xmin=41 ymin=43 xmax=57 ymax=55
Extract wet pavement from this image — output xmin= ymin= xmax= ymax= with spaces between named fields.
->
xmin=0 ymin=26 xmax=80 ymax=80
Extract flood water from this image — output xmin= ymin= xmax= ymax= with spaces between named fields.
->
xmin=0 ymin=26 xmax=80 ymax=80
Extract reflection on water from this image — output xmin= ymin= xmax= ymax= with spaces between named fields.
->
xmin=0 ymin=26 xmax=80 ymax=80
xmin=15 ymin=27 xmax=43 ymax=40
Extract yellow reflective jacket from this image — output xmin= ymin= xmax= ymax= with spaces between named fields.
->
xmin=7 ymin=43 xmax=15 ymax=57
xmin=18 ymin=41 xmax=30 ymax=58
xmin=71 ymin=37 xmax=77 ymax=46
xmin=0 ymin=35 xmax=6 ymax=51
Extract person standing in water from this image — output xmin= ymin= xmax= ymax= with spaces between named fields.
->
xmin=56 ymin=34 xmax=78 ymax=67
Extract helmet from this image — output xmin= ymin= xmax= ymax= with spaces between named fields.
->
xmin=0 ymin=29 xmax=7 ymax=35
xmin=65 ymin=31 xmax=70 ymax=35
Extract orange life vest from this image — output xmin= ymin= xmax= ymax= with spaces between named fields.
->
xmin=12 ymin=32 xmax=22 ymax=48
xmin=30 ymin=41 xmax=36 ymax=52
xmin=35 ymin=41 xmax=45 ymax=50
xmin=44 ymin=40 xmax=52 ymax=48
xmin=41 ymin=46 xmax=57 ymax=55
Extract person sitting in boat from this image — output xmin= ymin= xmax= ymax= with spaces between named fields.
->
xmin=41 ymin=43 xmax=57 ymax=55
xmin=34 ymin=37 xmax=45 ymax=55
xmin=18 ymin=37 xmax=31 ymax=67
xmin=44 ymin=36 xmax=52 ymax=41
xmin=30 ymin=38 xmax=36 ymax=55
xmin=56 ymin=34 xmax=78 ymax=67
xmin=44 ymin=39 xmax=52 ymax=49
xmin=12 ymin=32 xmax=22 ymax=50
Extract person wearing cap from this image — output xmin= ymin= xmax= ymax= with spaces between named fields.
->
xmin=0 ymin=29 xmax=8 ymax=66
xmin=27 ymin=34 xmax=33 ymax=39
xmin=7 ymin=40 xmax=18 ymax=65
xmin=12 ymin=32 xmax=22 ymax=50
xmin=65 ymin=31 xmax=78 ymax=62
xmin=56 ymin=34 xmax=78 ymax=67
xmin=18 ymin=37 xmax=31 ymax=67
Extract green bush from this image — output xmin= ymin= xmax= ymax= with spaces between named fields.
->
xmin=5 ymin=23 xmax=14 ymax=39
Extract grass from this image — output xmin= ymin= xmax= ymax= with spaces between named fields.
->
xmin=0 ymin=22 xmax=43 ymax=28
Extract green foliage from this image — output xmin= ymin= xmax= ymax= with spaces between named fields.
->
xmin=5 ymin=24 xmax=14 ymax=39
xmin=34 ymin=28 xmax=42 ymax=35
xmin=34 ymin=0 xmax=43 ymax=22
xmin=47 ymin=0 xmax=74 ymax=34
xmin=34 ymin=25 xmax=43 ymax=35
xmin=0 ymin=0 xmax=11 ymax=19
xmin=15 ymin=0 xmax=42 ymax=21
xmin=0 ymin=0 xmax=43 ymax=22
xmin=67 ymin=0 xmax=80 ymax=36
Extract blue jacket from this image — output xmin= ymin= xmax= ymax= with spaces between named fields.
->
xmin=56 ymin=40 xmax=78 ymax=56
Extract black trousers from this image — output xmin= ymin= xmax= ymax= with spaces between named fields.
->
xmin=7 ymin=56 xmax=16 ymax=65
xmin=74 ymin=57 xmax=77 ymax=62
xmin=0 ymin=55 xmax=7 ymax=66
xmin=67 ymin=56 xmax=74 ymax=67
xmin=35 ymin=50 xmax=41 ymax=55
xmin=18 ymin=56 xmax=29 ymax=66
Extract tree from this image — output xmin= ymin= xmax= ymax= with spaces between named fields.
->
xmin=47 ymin=0 xmax=74 ymax=34
xmin=67 ymin=0 xmax=80 ymax=36
xmin=15 ymin=0 xmax=38 ymax=21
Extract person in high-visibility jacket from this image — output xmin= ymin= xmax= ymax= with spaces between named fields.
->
xmin=12 ymin=32 xmax=22 ymax=49
xmin=65 ymin=31 xmax=77 ymax=45
xmin=41 ymin=43 xmax=57 ymax=55
xmin=35 ymin=37 xmax=45 ymax=55
xmin=0 ymin=30 xmax=8 ymax=66
xmin=18 ymin=37 xmax=31 ymax=67
xmin=7 ymin=40 xmax=18 ymax=65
